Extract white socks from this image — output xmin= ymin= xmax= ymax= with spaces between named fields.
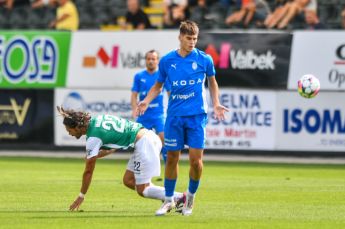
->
xmin=187 ymin=190 xmax=195 ymax=197
xmin=143 ymin=185 xmax=165 ymax=200
xmin=143 ymin=185 xmax=182 ymax=201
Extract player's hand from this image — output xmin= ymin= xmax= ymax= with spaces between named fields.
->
xmin=213 ymin=105 xmax=229 ymax=121
xmin=132 ymin=110 xmax=138 ymax=119
xmin=136 ymin=101 xmax=148 ymax=116
xmin=69 ymin=196 xmax=84 ymax=211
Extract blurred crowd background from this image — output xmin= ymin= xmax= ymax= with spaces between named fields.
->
xmin=0 ymin=0 xmax=344 ymax=31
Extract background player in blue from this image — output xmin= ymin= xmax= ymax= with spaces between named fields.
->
xmin=137 ymin=20 xmax=229 ymax=216
xmin=131 ymin=50 xmax=170 ymax=163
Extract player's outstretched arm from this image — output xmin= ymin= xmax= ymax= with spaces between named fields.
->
xmin=69 ymin=157 xmax=97 ymax=211
xmin=136 ymin=82 xmax=163 ymax=116
xmin=208 ymin=76 xmax=229 ymax=121
xmin=131 ymin=92 xmax=139 ymax=119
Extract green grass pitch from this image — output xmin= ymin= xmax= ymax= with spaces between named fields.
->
xmin=1 ymin=156 xmax=345 ymax=229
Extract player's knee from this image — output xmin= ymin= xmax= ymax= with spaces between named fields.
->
xmin=123 ymin=176 xmax=135 ymax=190
xmin=122 ymin=178 xmax=131 ymax=188
xmin=190 ymin=159 xmax=203 ymax=170
xmin=167 ymin=152 xmax=179 ymax=161
xmin=166 ymin=157 xmax=178 ymax=167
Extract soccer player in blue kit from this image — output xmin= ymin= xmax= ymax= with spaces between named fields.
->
xmin=131 ymin=50 xmax=170 ymax=163
xmin=137 ymin=20 xmax=229 ymax=216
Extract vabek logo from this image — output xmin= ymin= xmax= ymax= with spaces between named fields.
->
xmin=0 ymin=36 xmax=58 ymax=84
xmin=82 ymin=46 xmax=146 ymax=69
xmin=205 ymin=43 xmax=276 ymax=70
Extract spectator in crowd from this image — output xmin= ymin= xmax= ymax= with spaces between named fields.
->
xmin=0 ymin=0 xmax=10 ymax=9
xmin=252 ymin=0 xmax=271 ymax=27
xmin=49 ymin=0 xmax=79 ymax=31
xmin=0 ymin=0 xmax=13 ymax=10
xmin=1 ymin=0 xmax=31 ymax=9
xmin=189 ymin=0 xmax=207 ymax=20
xmin=264 ymin=0 xmax=292 ymax=28
xmin=31 ymin=0 xmax=56 ymax=9
xmin=163 ymin=0 xmax=189 ymax=28
xmin=121 ymin=0 xmax=153 ymax=30
xmin=189 ymin=0 xmax=212 ymax=27
xmin=265 ymin=0 xmax=317 ymax=29
xmin=224 ymin=0 xmax=256 ymax=28
xmin=278 ymin=0 xmax=317 ymax=29
xmin=225 ymin=0 xmax=270 ymax=28
xmin=189 ymin=0 xmax=229 ymax=28
xmin=304 ymin=9 xmax=326 ymax=30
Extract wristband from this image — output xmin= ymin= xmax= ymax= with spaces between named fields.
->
xmin=79 ymin=192 xmax=85 ymax=198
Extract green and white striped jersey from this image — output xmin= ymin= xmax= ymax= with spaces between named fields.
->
xmin=85 ymin=114 xmax=143 ymax=159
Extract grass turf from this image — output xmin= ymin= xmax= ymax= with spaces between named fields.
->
xmin=0 ymin=156 xmax=345 ymax=229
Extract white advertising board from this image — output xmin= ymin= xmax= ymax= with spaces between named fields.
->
xmin=206 ymin=88 xmax=276 ymax=150
xmin=276 ymin=91 xmax=345 ymax=151
xmin=54 ymin=88 xmax=132 ymax=146
xmin=288 ymin=31 xmax=345 ymax=91
xmin=67 ymin=31 xmax=179 ymax=89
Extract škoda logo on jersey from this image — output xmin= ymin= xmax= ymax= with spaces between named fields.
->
xmin=82 ymin=46 xmax=146 ymax=69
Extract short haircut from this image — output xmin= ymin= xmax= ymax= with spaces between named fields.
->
xmin=145 ymin=49 xmax=159 ymax=59
xmin=179 ymin=20 xmax=199 ymax=36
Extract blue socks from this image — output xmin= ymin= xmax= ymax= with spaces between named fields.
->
xmin=188 ymin=178 xmax=200 ymax=194
xmin=165 ymin=178 xmax=200 ymax=197
xmin=164 ymin=178 xmax=177 ymax=197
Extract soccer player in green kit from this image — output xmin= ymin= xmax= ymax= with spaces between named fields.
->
xmin=56 ymin=106 xmax=185 ymax=212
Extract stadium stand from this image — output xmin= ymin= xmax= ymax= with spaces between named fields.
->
xmin=0 ymin=0 xmax=344 ymax=30
xmin=318 ymin=0 xmax=343 ymax=29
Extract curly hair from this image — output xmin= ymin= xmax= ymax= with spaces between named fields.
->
xmin=56 ymin=106 xmax=91 ymax=129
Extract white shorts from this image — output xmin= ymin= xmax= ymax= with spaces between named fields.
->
xmin=127 ymin=130 xmax=162 ymax=185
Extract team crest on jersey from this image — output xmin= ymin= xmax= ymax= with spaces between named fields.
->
xmin=192 ymin=62 xmax=197 ymax=70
